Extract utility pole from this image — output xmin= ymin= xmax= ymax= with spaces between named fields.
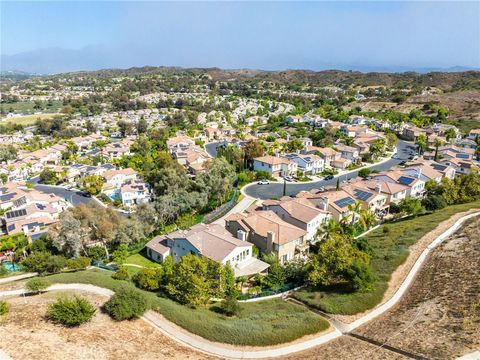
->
xmin=283 ymin=178 xmax=287 ymax=196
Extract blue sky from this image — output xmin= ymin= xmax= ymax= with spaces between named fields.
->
xmin=1 ymin=1 xmax=479 ymax=72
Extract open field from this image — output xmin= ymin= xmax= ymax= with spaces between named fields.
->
xmin=38 ymin=269 xmax=330 ymax=346
xmin=354 ymin=217 xmax=480 ymax=359
xmin=1 ymin=113 xmax=60 ymax=126
xmin=294 ymin=200 xmax=480 ymax=316
xmin=0 ymin=290 xmax=213 ymax=360
xmin=0 ymin=100 xmax=63 ymax=114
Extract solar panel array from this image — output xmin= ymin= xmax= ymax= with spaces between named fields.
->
xmin=456 ymin=153 xmax=470 ymax=159
xmin=334 ymin=197 xmax=355 ymax=208
xmin=353 ymin=189 xmax=373 ymax=201
xmin=398 ymin=176 xmax=415 ymax=185
xmin=5 ymin=208 xmax=27 ymax=219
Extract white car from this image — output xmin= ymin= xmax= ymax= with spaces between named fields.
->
xmin=283 ymin=176 xmax=294 ymax=182
xmin=257 ymin=180 xmax=270 ymax=185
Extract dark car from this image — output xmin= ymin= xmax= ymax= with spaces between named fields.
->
xmin=399 ymin=161 xmax=407 ymax=166
xmin=324 ymin=175 xmax=334 ymax=180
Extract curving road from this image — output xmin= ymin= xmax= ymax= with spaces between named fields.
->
xmin=244 ymin=140 xmax=414 ymax=200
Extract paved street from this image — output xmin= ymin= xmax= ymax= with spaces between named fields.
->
xmin=244 ymin=140 xmax=413 ymax=200
xmin=205 ymin=141 xmax=221 ymax=158
xmin=34 ymin=183 xmax=94 ymax=206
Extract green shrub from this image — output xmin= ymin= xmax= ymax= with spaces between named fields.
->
xmin=87 ymin=246 xmax=106 ymax=260
xmin=46 ymin=295 xmax=96 ymax=326
xmin=25 ymin=277 xmax=51 ymax=293
xmin=133 ymin=268 xmax=163 ymax=291
xmin=21 ymin=251 xmax=67 ymax=274
xmin=0 ymin=266 xmax=7 ymax=277
xmin=65 ymin=257 xmax=91 ymax=270
xmin=220 ymin=297 xmax=241 ymax=317
xmin=112 ymin=266 xmax=130 ymax=280
xmin=104 ymin=286 xmax=150 ymax=320
xmin=0 ymin=300 xmax=9 ymax=316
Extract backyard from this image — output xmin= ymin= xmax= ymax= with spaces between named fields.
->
xmin=293 ymin=200 xmax=480 ymax=315
xmin=41 ymin=269 xmax=330 ymax=346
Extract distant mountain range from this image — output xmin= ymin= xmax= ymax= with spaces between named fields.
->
xmin=1 ymin=47 xmax=479 ymax=75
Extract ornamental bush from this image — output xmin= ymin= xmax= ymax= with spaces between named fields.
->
xmin=25 ymin=277 xmax=51 ymax=293
xmin=112 ymin=266 xmax=130 ymax=280
xmin=46 ymin=295 xmax=96 ymax=326
xmin=104 ymin=286 xmax=150 ymax=320
xmin=0 ymin=300 xmax=10 ymax=316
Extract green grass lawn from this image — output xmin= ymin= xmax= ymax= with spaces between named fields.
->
xmin=1 ymin=113 xmax=61 ymax=126
xmin=294 ymin=200 xmax=480 ymax=315
xmin=0 ymin=100 xmax=63 ymax=115
xmin=44 ymin=269 xmax=329 ymax=346
xmin=125 ymin=253 xmax=161 ymax=268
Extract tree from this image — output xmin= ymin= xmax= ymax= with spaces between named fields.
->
xmin=305 ymin=234 xmax=367 ymax=287
xmin=398 ymin=197 xmax=425 ymax=217
xmin=39 ymin=167 xmax=59 ymax=185
xmin=368 ymin=138 xmax=386 ymax=160
xmin=21 ymin=251 xmax=66 ymax=274
xmin=166 ymin=254 xmax=214 ymax=307
xmin=358 ymin=168 xmax=371 ymax=179
xmin=112 ymin=266 xmax=130 ymax=280
xmin=117 ymin=120 xmax=133 ymax=137
xmin=47 ymin=295 xmax=96 ymax=326
xmin=82 ymin=174 xmax=104 ymax=196
xmin=112 ymin=244 xmax=129 ymax=265
xmin=0 ymin=144 xmax=17 ymax=162
xmin=445 ymin=128 xmax=456 ymax=141
xmin=133 ymin=268 xmax=164 ymax=291
xmin=137 ymin=117 xmax=148 ymax=135
xmin=25 ymin=277 xmax=51 ymax=294
xmin=434 ymin=138 xmax=444 ymax=161
xmin=243 ymin=140 xmax=264 ymax=168
xmin=415 ymin=134 xmax=428 ymax=155
xmin=198 ymin=157 xmax=236 ymax=204
xmin=104 ymin=285 xmax=150 ymax=320
xmin=422 ymin=194 xmax=447 ymax=211
xmin=223 ymin=264 xmax=238 ymax=298
xmin=345 ymin=259 xmax=376 ymax=291
xmin=49 ymin=211 xmax=83 ymax=257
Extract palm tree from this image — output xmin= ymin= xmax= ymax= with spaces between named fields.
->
xmin=347 ymin=201 xmax=362 ymax=227
xmin=318 ymin=218 xmax=343 ymax=240
xmin=358 ymin=208 xmax=377 ymax=231
xmin=434 ymin=138 xmax=443 ymax=161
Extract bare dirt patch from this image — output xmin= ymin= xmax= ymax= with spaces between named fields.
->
xmin=355 ymin=217 xmax=480 ymax=359
xmin=277 ymin=334 xmax=406 ymax=360
xmin=0 ymin=290 xmax=214 ymax=360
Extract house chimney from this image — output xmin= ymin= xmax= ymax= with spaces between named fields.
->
xmin=319 ymin=197 xmax=329 ymax=211
xmin=266 ymin=231 xmax=275 ymax=253
xmin=375 ymin=183 xmax=382 ymax=194
xmin=237 ymin=229 xmax=246 ymax=242
xmin=417 ymin=168 xmax=422 ymax=179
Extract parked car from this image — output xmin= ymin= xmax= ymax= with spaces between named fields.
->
xmin=283 ymin=176 xmax=294 ymax=182
xmin=318 ymin=186 xmax=325 ymax=192
xmin=324 ymin=175 xmax=334 ymax=180
xmin=257 ymin=180 xmax=270 ymax=185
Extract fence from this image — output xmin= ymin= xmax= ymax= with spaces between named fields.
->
xmin=203 ymin=189 xmax=239 ymax=224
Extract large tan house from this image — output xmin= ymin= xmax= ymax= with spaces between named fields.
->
xmin=225 ymin=210 xmax=308 ymax=264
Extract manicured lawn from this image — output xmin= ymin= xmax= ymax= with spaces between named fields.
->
xmin=294 ymin=200 xmax=480 ymax=315
xmin=0 ymin=100 xmax=63 ymax=115
xmin=125 ymin=253 xmax=160 ymax=268
xmin=44 ymin=269 xmax=329 ymax=346
xmin=2 ymin=113 xmax=60 ymax=126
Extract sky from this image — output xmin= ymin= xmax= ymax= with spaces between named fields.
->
xmin=1 ymin=1 xmax=479 ymax=73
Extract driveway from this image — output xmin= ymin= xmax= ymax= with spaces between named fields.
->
xmin=244 ymin=140 xmax=412 ymax=200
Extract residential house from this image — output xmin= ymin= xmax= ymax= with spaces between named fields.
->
xmin=145 ymin=223 xmax=270 ymax=277
xmin=225 ymin=210 xmax=308 ymax=264
xmin=262 ymin=197 xmax=331 ymax=241
xmin=253 ymin=156 xmax=298 ymax=177
xmin=283 ymin=153 xmax=324 ymax=175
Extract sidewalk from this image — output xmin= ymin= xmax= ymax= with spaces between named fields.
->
xmin=212 ymin=194 xmax=256 ymax=226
